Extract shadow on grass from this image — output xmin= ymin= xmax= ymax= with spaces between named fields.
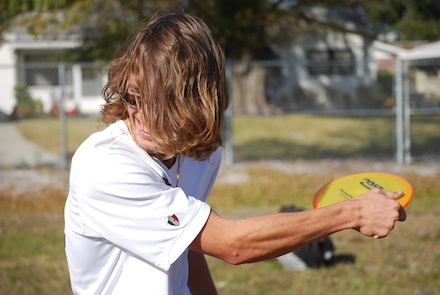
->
xmin=411 ymin=136 xmax=440 ymax=158
xmin=233 ymin=114 xmax=440 ymax=162
xmin=330 ymin=253 xmax=356 ymax=267
xmin=234 ymin=138 xmax=395 ymax=161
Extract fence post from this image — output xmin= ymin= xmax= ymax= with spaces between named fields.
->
xmin=59 ymin=63 xmax=68 ymax=169
xmin=223 ymin=60 xmax=234 ymax=165
xmin=395 ymin=58 xmax=404 ymax=164
xmin=403 ymin=61 xmax=412 ymax=164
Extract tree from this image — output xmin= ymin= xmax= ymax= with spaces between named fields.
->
xmin=187 ymin=0 xmax=281 ymax=60
xmin=0 ymin=0 xmax=181 ymax=61
xmin=2 ymin=0 xmax=440 ymax=60
xmin=366 ymin=0 xmax=440 ymax=41
xmin=0 ymin=0 xmax=74 ymax=40
xmin=62 ymin=0 xmax=184 ymax=61
xmin=0 ymin=0 xmax=377 ymax=61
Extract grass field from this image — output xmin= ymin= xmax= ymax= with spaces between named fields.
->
xmin=207 ymin=168 xmax=440 ymax=295
xmin=2 ymin=115 xmax=439 ymax=294
xmin=1 ymin=168 xmax=439 ymax=295
xmin=16 ymin=114 xmax=440 ymax=161
xmin=17 ymin=117 xmax=105 ymax=157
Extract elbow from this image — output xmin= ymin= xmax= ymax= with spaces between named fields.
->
xmin=217 ymin=242 xmax=270 ymax=265
xmin=220 ymin=250 xmax=249 ymax=265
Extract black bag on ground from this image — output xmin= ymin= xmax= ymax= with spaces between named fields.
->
xmin=276 ymin=205 xmax=335 ymax=270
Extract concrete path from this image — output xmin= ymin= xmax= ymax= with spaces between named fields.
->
xmin=0 ymin=122 xmax=60 ymax=168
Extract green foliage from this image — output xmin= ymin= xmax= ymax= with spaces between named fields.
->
xmin=0 ymin=0 xmax=181 ymax=60
xmin=2 ymin=0 xmax=440 ymax=62
xmin=377 ymin=70 xmax=394 ymax=98
xmin=187 ymin=0 xmax=279 ymax=59
xmin=12 ymin=85 xmax=43 ymax=119
xmin=0 ymin=0 xmax=74 ymax=35
xmin=366 ymin=0 xmax=440 ymax=40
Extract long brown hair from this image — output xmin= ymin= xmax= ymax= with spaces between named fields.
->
xmin=101 ymin=11 xmax=228 ymax=160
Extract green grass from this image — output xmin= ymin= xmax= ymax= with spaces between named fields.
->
xmin=233 ymin=114 xmax=440 ymax=160
xmin=208 ymin=170 xmax=440 ymax=295
xmin=17 ymin=117 xmax=105 ymax=157
xmin=233 ymin=114 xmax=396 ymax=160
xmin=16 ymin=114 xmax=440 ymax=161
xmin=1 ymin=169 xmax=439 ymax=295
xmin=8 ymin=114 xmax=440 ymax=294
xmin=0 ymin=188 xmax=72 ymax=295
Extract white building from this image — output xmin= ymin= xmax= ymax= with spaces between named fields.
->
xmin=0 ymin=15 xmax=105 ymax=117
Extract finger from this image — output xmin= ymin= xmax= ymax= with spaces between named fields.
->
xmin=381 ymin=190 xmax=403 ymax=199
xmin=398 ymin=206 xmax=407 ymax=221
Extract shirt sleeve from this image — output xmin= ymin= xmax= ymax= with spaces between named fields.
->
xmin=74 ymin=145 xmax=211 ymax=272
xmin=178 ymin=147 xmax=222 ymax=202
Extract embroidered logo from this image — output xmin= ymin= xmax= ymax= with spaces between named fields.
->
xmin=167 ymin=214 xmax=180 ymax=226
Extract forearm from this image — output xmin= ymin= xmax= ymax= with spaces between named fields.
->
xmin=193 ymin=201 xmax=357 ymax=265
xmin=230 ymin=202 xmax=356 ymax=263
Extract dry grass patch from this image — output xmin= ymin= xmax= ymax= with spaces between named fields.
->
xmin=0 ymin=168 xmax=439 ymax=295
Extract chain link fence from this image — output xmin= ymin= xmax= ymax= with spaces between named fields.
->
xmin=0 ymin=62 xmax=106 ymax=168
xmin=0 ymin=60 xmax=439 ymax=168
xmin=223 ymin=58 xmax=440 ymax=164
xmin=405 ymin=58 xmax=440 ymax=162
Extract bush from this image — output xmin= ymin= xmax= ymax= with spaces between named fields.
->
xmin=11 ymin=85 xmax=43 ymax=119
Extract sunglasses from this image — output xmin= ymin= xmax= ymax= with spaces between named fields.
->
xmin=122 ymin=94 xmax=138 ymax=108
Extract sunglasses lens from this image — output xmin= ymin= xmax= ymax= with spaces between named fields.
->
xmin=123 ymin=94 xmax=137 ymax=107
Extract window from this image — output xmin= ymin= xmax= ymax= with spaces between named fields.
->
xmin=307 ymin=49 xmax=355 ymax=75
xmin=23 ymin=55 xmax=59 ymax=86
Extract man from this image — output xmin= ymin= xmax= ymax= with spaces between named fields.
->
xmin=64 ymin=11 xmax=406 ymax=295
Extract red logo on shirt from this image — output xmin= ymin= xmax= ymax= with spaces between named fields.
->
xmin=168 ymin=214 xmax=180 ymax=226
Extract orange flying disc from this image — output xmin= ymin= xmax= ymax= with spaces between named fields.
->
xmin=313 ymin=172 xmax=413 ymax=209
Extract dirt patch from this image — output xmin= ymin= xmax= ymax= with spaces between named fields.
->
xmin=0 ymin=168 xmax=69 ymax=194
xmin=1 ymin=159 xmax=438 ymax=193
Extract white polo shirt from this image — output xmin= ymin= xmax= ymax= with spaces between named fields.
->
xmin=64 ymin=120 xmax=221 ymax=295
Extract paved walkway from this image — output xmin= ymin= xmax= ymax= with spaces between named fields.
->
xmin=0 ymin=122 xmax=60 ymax=168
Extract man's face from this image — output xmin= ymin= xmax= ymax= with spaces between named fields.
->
xmin=123 ymin=94 xmax=157 ymax=155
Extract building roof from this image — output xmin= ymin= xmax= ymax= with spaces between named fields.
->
xmin=4 ymin=12 xmax=81 ymax=49
xmin=374 ymin=40 xmax=440 ymax=61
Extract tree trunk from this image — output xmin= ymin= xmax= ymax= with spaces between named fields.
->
xmin=231 ymin=63 xmax=276 ymax=115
